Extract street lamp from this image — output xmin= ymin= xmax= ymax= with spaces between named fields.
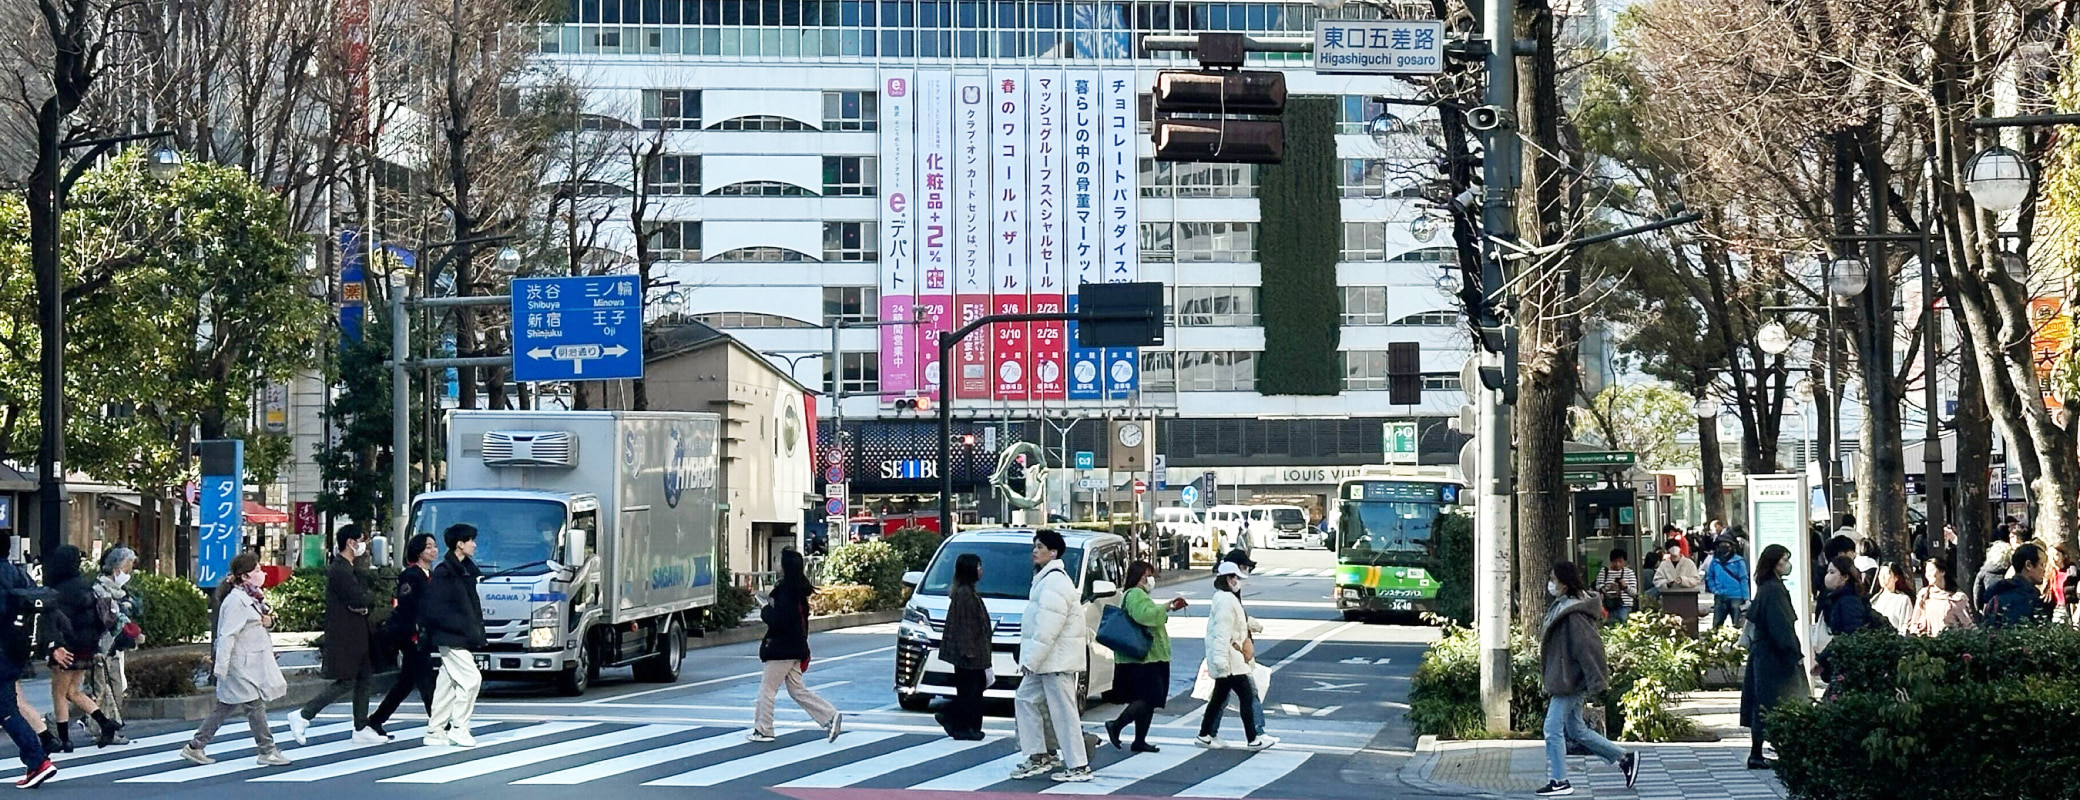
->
xmin=1756 ymin=321 xmax=1793 ymax=355
xmin=145 ymin=147 xmax=184 ymax=183
xmin=1827 ymin=257 xmax=1868 ymax=297
xmin=1965 ymin=146 xmax=2033 ymax=212
xmin=1693 ymin=395 xmax=1720 ymax=419
xmin=1366 ymin=114 xmax=1403 ymax=148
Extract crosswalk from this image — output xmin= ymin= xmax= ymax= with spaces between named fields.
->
xmin=43 ymin=719 xmax=1317 ymax=796
xmin=1255 ymin=568 xmax=1334 ymax=578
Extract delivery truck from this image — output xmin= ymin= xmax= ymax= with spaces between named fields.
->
xmin=408 ymin=410 xmax=720 ymax=695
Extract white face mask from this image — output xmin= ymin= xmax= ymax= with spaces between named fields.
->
xmin=113 ymin=573 xmax=130 ymax=588
xmin=1547 ymin=580 xmax=1561 ymax=598
xmin=243 ymin=570 xmax=265 ymax=589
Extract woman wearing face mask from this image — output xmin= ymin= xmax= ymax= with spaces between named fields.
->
xmin=1198 ymin=563 xmax=1274 ymax=751
xmin=366 ymin=533 xmax=439 ymax=738
xmin=1818 ymin=556 xmax=1878 ymax=635
xmin=1535 ymin=562 xmax=1637 ymax=797
xmin=180 ymin=553 xmax=291 ymax=766
xmin=86 ymin=548 xmax=142 ymax=744
xmin=1740 ymin=544 xmax=1806 ymax=770
xmin=1105 ymin=561 xmax=1187 ymax=753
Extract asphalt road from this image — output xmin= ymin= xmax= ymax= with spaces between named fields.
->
xmin=37 ymin=546 xmax=1440 ymax=799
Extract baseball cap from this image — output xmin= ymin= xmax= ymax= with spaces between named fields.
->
xmin=1215 ymin=561 xmax=1244 ymax=578
xmin=1221 ymin=548 xmax=1257 ymax=572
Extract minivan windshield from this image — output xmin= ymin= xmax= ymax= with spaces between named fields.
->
xmin=919 ymin=541 xmax=1085 ymax=600
xmin=1271 ymin=508 xmax=1306 ymax=526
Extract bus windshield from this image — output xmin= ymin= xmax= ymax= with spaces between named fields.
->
xmin=1336 ymin=481 xmax=1461 ymax=564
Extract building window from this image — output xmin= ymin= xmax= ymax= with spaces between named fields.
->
xmin=823 ymin=91 xmax=879 ymax=131
xmin=1175 ymin=351 xmax=1258 ymax=392
xmin=1140 ymin=159 xmax=1257 ymax=198
xmin=1424 ymin=374 xmax=1464 ymax=391
xmin=694 ymin=311 xmax=816 ymax=329
xmin=710 ymin=246 xmax=813 ymax=262
xmin=1342 ymin=222 xmax=1387 ymax=262
xmin=1140 ymin=222 xmax=1254 ymax=263
xmin=650 ymin=220 xmax=701 ymax=262
xmin=823 ymin=156 xmax=878 ymax=196
xmin=710 ymin=115 xmax=814 ymax=132
xmin=822 ymin=222 xmax=878 ymax=262
xmin=1391 ymin=309 xmax=1460 ymax=327
xmin=709 ymin=181 xmax=812 ymax=197
xmin=1141 ymin=351 xmax=1176 ymax=393
xmin=1391 ymin=247 xmax=1457 ymax=264
xmin=1341 ymin=286 xmax=1388 ymax=326
xmin=1173 ymin=286 xmax=1260 ymax=327
xmin=641 ymin=89 xmax=701 ymax=130
xmin=1342 ymin=351 xmax=1392 ymax=391
xmin=643 ymin=154 xmax=700 ymax=196
xmin=1336 ymin=95 xmax=1388 ymax=135
xmin=823 ymin=286 xmax=877 ymax=325
xmin=1340 ymin=159 xmax=1392 ymax=198
xmin=824 ymin=351 xmax=880 ymax=396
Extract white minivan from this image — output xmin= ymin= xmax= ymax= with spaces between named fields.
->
xmin=1206 ymin=505 xmax=1251 ymax=556
xmin=894 ymin=528 xmax=1129 ymax=711
xmin=1247 ymin=505 xmax=1312 ymax=549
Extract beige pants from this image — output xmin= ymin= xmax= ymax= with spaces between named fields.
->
xmin=430 ymin=647 xmax=482 ymax=737
xmin=753 ymin=660 xmax=836 ymax=736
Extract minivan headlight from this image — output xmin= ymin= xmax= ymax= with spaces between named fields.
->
xmin=902 ymin=606 xmax=930 ymax=626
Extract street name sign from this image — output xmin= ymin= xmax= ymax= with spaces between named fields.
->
xmin=513 ymin=275 xmax=643 ymax=382
xmin=1313 ymin=20 xmax=1447 ymax=75
xmin=1561 ymin=451 xmax=1636 ymax=467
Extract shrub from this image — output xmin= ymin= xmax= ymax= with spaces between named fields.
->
xmin=1407 ymin=622 xmax=1548 ymax=738
xmin=130 ymin=572 xmax=210 ymax=647
xmin=1425 ymin=514 xmax=1474 ymax=626
xmin=1818 ymin=623 xmax=2080 ymax=695
xmin=705 ymin=584 xmax=757 ymax=630
xmin=823 ymin=541 xmax=905 ymax=610
xmin=264 ymin=572 xmax=326 ymax=632
xmin=809 ymin=585 xmax=879 ymax=617
xmin=126 ymin=652 xmax=211 ymax=699
xmin=883 ymin=527 xmax=945 ymax=573
xmin=1601 ymin=613 xmax=1701 ymax=741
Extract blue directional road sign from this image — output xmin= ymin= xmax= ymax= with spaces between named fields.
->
xmin=1180 ymin=485 xmax=1200 ymax=507
xmin=1074 ymin=451 xmax=1095 ymax=470
xmin=513 ymin=275 xmax=644 ymax=382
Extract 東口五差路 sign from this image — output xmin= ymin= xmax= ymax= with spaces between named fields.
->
xmin=1314 ymin=20 xmax=1447 ymax=75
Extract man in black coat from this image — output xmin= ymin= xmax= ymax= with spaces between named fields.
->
xmin=291 ymin=526 xmax=381 ymax=745
xmin=422 ymin=524 xmax=486 ymax=748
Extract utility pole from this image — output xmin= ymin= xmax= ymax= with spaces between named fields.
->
xmin=1474 ymin=0 xmax=1520 ymax=735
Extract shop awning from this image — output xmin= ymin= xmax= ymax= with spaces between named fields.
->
xmin=244 ymin=502 xmax=290 ymax=526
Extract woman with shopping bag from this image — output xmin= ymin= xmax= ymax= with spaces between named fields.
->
xmin=1103 ymin=561 xmax=1186 ymax=753
xmin=1196 ymin=562 xmax=1276 ymax=750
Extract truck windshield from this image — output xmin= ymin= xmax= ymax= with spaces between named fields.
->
xmin=411 ymin=498 xmax=565 ymax=577
xmin=918 ymin=541 xmax=1085 ymax=600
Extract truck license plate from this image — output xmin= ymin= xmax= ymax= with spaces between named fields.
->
xmin=475 ymin=654 xmax=490 ymax=669
xmin=1389 ymin=600 xmax=1412 ymax=610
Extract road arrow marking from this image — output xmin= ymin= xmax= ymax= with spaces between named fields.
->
xmin=1339 ymin=657 xmax=1394 ymax=665
xmin=1306 ymin=681 xmax=1364 ymax=693
xmin=1311 ymin=705 xmax=1342 ymax=717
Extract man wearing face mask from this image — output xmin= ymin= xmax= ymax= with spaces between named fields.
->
xmin=289 ymin=526 xmax=384 ymax=745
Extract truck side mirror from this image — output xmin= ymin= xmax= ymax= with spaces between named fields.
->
xmin=369 ymin=535 xmax=391 ymax=568
xmin=568 ymin=528 xmax=590 ymax=567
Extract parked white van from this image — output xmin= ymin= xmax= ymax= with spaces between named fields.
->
xmin=1206 ymin=505 xmax=1252 ymax=556
xmin=894 ymin=528 xmax=1129 ymax=711
xmin=1247 ymin=505 xmax=1313 ymax=549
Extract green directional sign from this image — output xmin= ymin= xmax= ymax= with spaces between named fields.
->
xmin=1383 ymin=421 xmax=1419 ymax=465
xmin=1562 ymin=470 xmax=1603 ymax=484
xmin=1562 ymin=451 xmax=1636 ymax=467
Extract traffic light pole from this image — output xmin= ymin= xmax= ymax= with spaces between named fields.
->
xmin=936 ymin=312 xmax=1079 ymax=536
xmin=1475 ymin=0 xmax=1520 ymax=735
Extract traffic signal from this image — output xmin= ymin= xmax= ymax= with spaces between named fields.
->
xmin=894 ymin=396 xmax=931 ymax=412
xmin=1151 ymin=33 xmax=1287 ymax=164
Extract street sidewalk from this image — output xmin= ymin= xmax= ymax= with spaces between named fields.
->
xmin=1398 ymin=691 xmax=1788 ymax=799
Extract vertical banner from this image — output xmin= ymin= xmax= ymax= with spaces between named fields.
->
xmin=1066 ymin=70 xmax=1105 ymax=400
xmin=338 ymin=230 xmax=366 ymax=346
xmin=1100 ymin=69 xmax=1142 ymax=398
xmin=990 ymin=68 xmax=1031 ymax=401
xmin=1028 ymin=69 xmax=1067 ymax=400
xmin=195 ymin=440 xmax=245 ymax=586
xmin=877 ymin=70 xmax=918 ymax=399
xmin=915 ymin=70 xmax=955 ymax=395
xmin=954 ymin=74 xmax=992 ymax=400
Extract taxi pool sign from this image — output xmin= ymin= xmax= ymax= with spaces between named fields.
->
xmin=1313 ymin=20 xmax=1446 ymax=75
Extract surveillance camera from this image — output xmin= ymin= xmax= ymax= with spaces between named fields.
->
xmin=1465 ymin=105 xmax=1512 ymax=132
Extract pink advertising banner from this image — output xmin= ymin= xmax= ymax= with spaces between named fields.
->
xmin=1027 ymin=69 xmax=1066 ymax=400
xmin=990 ymin=68 xmax=1031 ymax=401
xmin=914 ymin=70 xmax=954 ymax=396
xmin=953 ymin=73 xmax=992 ymax=401
xmin=877 ymin=69 xmax=918 ymax=396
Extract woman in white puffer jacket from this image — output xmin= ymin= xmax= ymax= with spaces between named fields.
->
xmin=1196 ymin=564 xmax=1275 ymax=750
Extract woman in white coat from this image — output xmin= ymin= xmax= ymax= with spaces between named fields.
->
xmin=179 ymin=553 xmax=291 ymax=767
xmin=1197 ymin=563 xmax=1276 ymax=750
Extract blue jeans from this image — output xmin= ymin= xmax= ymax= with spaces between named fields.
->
xmin=1712 ymin=596 xmax=1746 ymax=629
xmin=1608 ymin=606 xmax=1632 ymax=624
xmin=0 ymin=653 xmax=43 ymax=768
xmin=1544 ymin=693 xmax=1626 ymax=782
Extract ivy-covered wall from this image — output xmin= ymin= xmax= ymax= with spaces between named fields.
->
xmin=1256 ymin=95 xmax=1342 ymax=396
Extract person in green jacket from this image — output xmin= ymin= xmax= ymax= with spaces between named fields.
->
xmin=1103 ymin=561 xmax=1188 ymax=753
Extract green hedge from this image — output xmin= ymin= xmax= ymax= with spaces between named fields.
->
xmin=131 ymin=572 xmax=210 ymax=647
xmin=883 ymin=527 xmax=944 ymax=573
xmin=1407 ymin=622 xmax=1548 ymax=738
xmin=1425 ymin=514 xmax=1474 ymax=626
xmin=809 ymin=585 xmax=879 ymax=617
xmin=264 ymin=573 xmax=326 ymax=633
xmin=1817 ymin=623 xmax=2080 ymax=695
xmin=823 ymin=542 xmax=905 ymax=610
xmin=1255 ymin=95 xmax=1341 ymax=395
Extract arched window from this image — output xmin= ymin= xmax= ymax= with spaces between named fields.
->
xmin=708 ymin=115 xmax=814 ymax=132
xmin=575 ymin=113 xmax=638 ymax=131
xmin=708 ymin=181 xmax=814 ymax=197
xmin=1389 ymin=309 xmax=1459 ymax=327
xmin=708 ymin=246 xmax=814 ymax=263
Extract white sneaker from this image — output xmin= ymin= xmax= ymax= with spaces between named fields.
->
xmin=1246 ymin=735 xmax=1279 ymax=750
xmin=828 ymin=713 xmax=845 ymax=742
xmin=177 ymin=745 xmax=213 ymax=765
xmin=448 ymin=729 xmax=478 ymax=748
xmin=1196 ymin=735 xmax=1227 ymax=749
xmin=1050 ymin=766 xmax=1094 ymax=783
xmin=1009 ymin=756 xmax=1058 ymax=780
xmin=351 ymin=728 xmax=389 ymax=745
xmin=747 ymin=731 xmax=777 ymax=743
xmin=421 ymin=734 xmax=450 ymax=747
xmin=287 ymin=713 xmax=310 ymax=746
xmin=256 ymin=750 xmax=293 ymax=767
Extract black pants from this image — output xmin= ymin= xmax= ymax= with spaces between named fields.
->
xmin=1111 ymin=700 xmax=1155 ymax=745
xmin=301 ymin=666 xmax=373 ymax=728
xmin=1198 ymin=675 xmax=1260 ymax=742
xmin=369 ymin=647 xmax=435 ymax=728
xmin=945 ymin=667 xmax=987 ymax=733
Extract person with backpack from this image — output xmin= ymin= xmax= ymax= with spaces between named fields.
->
xmin=1104 ymin=560 xmax=1186 ymax=754
xmin=0 ymin=558 xmax=54 ymax=788
xmin=85 ymin=548 xmax=140 ymax=745
xmin=365 ymin=533 xmax=437 ymax=738
xmin=41 ymin=545 xmax=120 ymax=751
xmin=1536 ymin=561 xmax=1639 ymax=796
xmin=1982 ymin=543 xmax=2051 ymax=627
xmin=1702 ymin=537 xmax=1751 ymax=629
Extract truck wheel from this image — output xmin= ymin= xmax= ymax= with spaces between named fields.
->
xmin=556 ymin=639 xmax=595 ymax=696
xmin=633 ymin=618 xmax=685 ymax=683
xmin=898 ymin=691 xmax=934 ymax=711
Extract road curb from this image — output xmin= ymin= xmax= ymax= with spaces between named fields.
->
xmin=1397 ymin=735 xmax=1518 ymax=800
xmin=693 ymin=609 xmax=905 ymax=648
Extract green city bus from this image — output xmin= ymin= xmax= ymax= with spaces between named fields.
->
xmin=1329 ymin=470 xmax=1466 ymax=621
